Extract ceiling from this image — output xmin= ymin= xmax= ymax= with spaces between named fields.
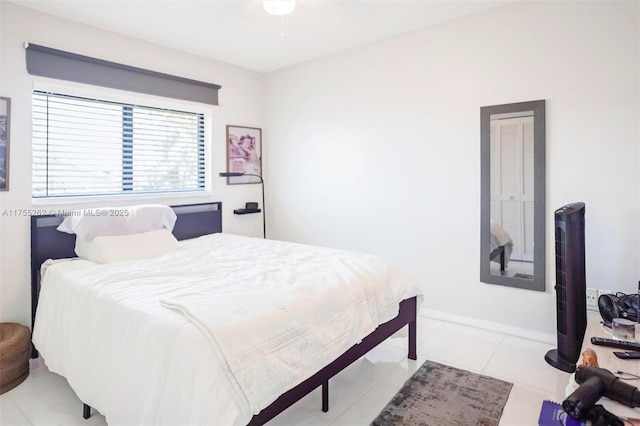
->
xmin=7 ymin=0 xmax=512 ymax=73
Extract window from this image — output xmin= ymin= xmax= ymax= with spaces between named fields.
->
xmin=32 ymin=90 xmax=205 ymax=198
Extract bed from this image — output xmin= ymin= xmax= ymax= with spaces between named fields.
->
xmin=30 ymin=202 xmax=422 ymax=425
xmin=490 ymin=219 xmax=513 ymax=272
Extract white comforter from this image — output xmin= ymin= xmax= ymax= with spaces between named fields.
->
xmin=33 ymin=233 xmax=422 ymax=425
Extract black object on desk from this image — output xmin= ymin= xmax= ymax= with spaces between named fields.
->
xmin=590 ymin=336 xmax=640 ymax=350
xmin=613 ymin=351 xmax=640 ymax=359
xmin=234 ymin=201 xmax=261 ymax=215
xmin=219 ymin=171 xmax=266 ymax=239
xmin=234 ymin=208 xmax=261 ymax=215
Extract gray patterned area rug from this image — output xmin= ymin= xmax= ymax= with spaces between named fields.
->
xmin=371 ymin=360 xmax=513 ymax=426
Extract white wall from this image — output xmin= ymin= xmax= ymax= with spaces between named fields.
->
xmin=0 ymin=2 xmax=266 ymax=326
xmin=0 ymin=1 xmax=4 ymax=298
xmin=265 ymin=1 xmax=640 ymax=334
xmin=1 ymin=1 xmax=637 ymax=337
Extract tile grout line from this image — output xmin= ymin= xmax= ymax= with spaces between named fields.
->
xmin=327 ymin=347 xmax=412 ymax=426
xmin=9 ymin=391 xmax=35 ymax=425
xmin=480 ymin=334 xmax=506 ymax=376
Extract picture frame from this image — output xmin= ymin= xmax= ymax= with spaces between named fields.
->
xmin=0 ymin=97 xmax=10 ymax=191
xmin=225 ymin=125 xmax=262 ymax=184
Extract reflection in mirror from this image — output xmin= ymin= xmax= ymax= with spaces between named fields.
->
xmin=480 ymin=100 xmax=545 ymax=292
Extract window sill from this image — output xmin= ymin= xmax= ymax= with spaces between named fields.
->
xmin=32 ymin=191 xmax=214 ymax=209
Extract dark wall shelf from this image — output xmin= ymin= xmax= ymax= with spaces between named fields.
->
xmin=233 ymin=208 xmax=261 ymax=215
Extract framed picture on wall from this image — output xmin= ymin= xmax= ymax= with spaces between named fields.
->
xmin=0 ymin=97 xmax=10 ymax=191
xmin=225 ymin=125 xmax=262 ymax=185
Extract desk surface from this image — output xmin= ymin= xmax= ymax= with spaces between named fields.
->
xmin=580 ymin=314 xmax=640 ymax=421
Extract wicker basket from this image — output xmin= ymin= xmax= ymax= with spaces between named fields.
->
xmin=0 ymin=323 xmax=31 ymax=394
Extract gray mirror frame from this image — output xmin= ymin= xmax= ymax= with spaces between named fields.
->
xmin=480 ymin=100 xmax=546 ymax=291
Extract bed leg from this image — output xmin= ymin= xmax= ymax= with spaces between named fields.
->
xmin=83 ymin=404 xmax=91 ymax=419
xmin=408 ymin=318 xmax=417 ymax=360
xmin=322 ymin=380 xmax=329 ymax=412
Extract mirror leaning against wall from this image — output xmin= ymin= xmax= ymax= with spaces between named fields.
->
xmin=480 ymin=100 xmax=546 ymax=291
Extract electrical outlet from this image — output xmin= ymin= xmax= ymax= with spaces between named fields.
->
xmin=586 ymin=288 xmax=598 ymax=307
xmin=598 ymin=289 xmax=612 ymax=298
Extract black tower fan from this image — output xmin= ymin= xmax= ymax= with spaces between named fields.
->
xmin=545 ymin=202 xmax=587 ymax=373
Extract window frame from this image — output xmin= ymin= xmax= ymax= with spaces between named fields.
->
xmin=31 ymin=80 xmax=214 ymax=206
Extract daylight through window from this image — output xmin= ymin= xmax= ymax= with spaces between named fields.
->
xmin=32 ymin=90 xmax=205 ymax=198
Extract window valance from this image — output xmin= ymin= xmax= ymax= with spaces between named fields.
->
xmin=25 ymin=43 xmax=221 ymax=105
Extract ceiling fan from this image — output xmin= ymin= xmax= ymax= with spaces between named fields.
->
xmin=262 ymin=0 xmax=296 ymax=16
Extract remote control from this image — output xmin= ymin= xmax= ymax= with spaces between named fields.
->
xmin=614 ymin=351 xmax=640 ymax=359
xmin=590 ymin=337 xmax=640 ymax=351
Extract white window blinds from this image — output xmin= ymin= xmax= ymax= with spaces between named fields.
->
xmin=32 ymin=90 xmax=205 ymax=198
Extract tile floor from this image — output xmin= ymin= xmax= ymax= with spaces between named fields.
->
xmin=489 ymin=260 xmax=534 ymax=278
xmin=0 ymin=316 xmax=570 ymax=426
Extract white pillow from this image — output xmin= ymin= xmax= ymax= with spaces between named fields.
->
xmin=75 ymin=229 xmax=180 ymax=264
xmin=57 ymin=204 xmax=177 ymax=240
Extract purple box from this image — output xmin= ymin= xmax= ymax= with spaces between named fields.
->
xmin=538 ymin=400 xmax=586 ymax=426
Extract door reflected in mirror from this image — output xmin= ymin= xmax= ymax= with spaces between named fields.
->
xmin=480 ymin=100 xmax=545 ymax=292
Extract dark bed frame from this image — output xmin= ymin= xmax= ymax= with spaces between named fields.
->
xmin=30 ymin=202 xmax=417 ymax=425
xmin=490 ymin=245 xmax=507 ymax=272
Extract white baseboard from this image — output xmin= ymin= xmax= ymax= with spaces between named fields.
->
xmin=419 ymin=307 xmax=556 ymax=345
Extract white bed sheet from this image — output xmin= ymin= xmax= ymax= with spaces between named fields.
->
xmin=33 ymin=233 xmax=423 ymax=425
